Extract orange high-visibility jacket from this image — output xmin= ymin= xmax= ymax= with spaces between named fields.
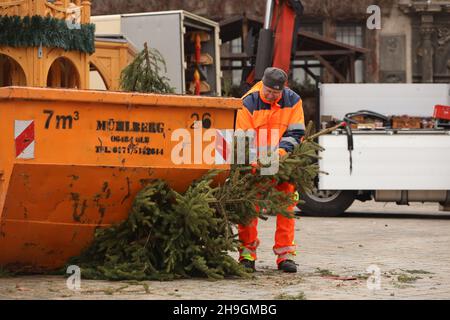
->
xmin=236 ymin=81 xmax=306 ymax=153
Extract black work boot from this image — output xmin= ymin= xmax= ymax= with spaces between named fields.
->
xmin=278 ymin=259 xmax=297 ymax=273
xmin=240 ymin=259 xmax=256 ymax=272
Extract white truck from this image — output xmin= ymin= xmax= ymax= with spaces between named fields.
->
xmin=298 ymin=84 xmax=450 ymax=216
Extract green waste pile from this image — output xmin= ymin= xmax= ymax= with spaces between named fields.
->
xmin=68 ymin=122 xmax=324 ymax=280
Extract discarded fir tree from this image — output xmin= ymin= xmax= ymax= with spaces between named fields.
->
xmin=67 ymin=122 xmax=326 ymax=281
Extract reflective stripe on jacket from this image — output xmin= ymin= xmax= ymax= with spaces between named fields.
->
xmin=236 ymin=81 xmax=305 ymax=152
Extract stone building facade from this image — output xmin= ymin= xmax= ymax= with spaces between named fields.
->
xmin=91 ymin=0 xmax=450 ymax=84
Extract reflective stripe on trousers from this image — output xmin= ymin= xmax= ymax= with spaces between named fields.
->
xmin=273 ymin=246 xmax=296 ymax=255
xmin=277 ymin=252 xmax=297 ymax=263
xmin=239 ymin=240 xmax=259 ymax=261
xmin=238 ymin=182 xmax=298 ymax=263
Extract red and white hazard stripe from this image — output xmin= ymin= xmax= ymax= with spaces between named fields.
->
xmin=15 ymin=120 xmax=35 ymax=159
xmin=215 ymin=129 xmax=232 ymax=164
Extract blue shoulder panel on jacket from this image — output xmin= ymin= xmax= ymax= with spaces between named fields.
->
xmin=280 ymin=89 xmax=301 ymax=109
xmin=243 ymin=91 xmax=271 ymax=114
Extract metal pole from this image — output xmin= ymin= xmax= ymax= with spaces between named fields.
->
xmin=263 ymin=0 xmax=274 ymax=29
xmin=255 ymin=0 xmax=275 ymax=80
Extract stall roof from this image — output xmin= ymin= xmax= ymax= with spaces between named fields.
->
xmin=220 ymin=15 xmax=369 ymax=83
xmin=219 ymin=15 xmax=368 ymax=61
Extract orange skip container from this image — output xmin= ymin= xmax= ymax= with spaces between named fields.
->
xmin=0 ymin=87 xmax=241 ymax=271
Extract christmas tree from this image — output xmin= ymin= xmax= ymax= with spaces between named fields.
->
xmin=120 ymin=42 xmax=174 ymax=94
xmin=68 ymin=122 xmax=326 ymax=281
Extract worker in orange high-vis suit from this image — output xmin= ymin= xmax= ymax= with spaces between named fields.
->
xmin=236 ymin=67 xmax=305 ymax=273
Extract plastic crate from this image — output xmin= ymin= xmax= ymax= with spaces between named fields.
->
xmin=434 ymin=105 xmax=450 ymax=121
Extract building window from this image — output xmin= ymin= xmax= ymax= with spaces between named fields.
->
xmin=336 ymin=24 xmax=364 ymax=83
xmin=231 ymin=37 xmax=242 ymax=86
xmin=336 ymin=25 xmax=363 ymax=47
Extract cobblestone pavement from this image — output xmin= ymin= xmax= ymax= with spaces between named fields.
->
xmin=1 ymin=201 xmax=449 ymax=300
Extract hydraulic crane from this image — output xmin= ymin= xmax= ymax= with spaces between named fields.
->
xmin=242 ymin=0 xmax=304 ymax=92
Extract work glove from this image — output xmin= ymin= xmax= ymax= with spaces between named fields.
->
xmin=277 ymin=148 xmax=288 ymax=158
xmin=250 ymin=161 xmax=259 ymax=175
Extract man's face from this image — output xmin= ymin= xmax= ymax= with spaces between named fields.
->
xmin=261 ymin=84 xmax=282 ymax=103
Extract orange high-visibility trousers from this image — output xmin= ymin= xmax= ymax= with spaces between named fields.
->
xmin=238 ymin=182 xmax=298 ymax=265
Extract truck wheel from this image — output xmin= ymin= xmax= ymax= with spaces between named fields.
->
xmin=297 ymin=187 xmax=356 ymax=217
